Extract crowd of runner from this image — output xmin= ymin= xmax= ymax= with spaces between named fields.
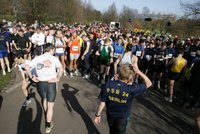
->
xmin=0 ymin=20 xmax=200 ymax=133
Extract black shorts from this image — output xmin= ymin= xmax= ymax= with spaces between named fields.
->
xmin=168 ymin=71 xmax=180 ymax=81
xmin=100 ymin=59 xmax=110 ymax=66
xmin=37 ymin=81 xmax=57 ymax=102
xmin=34 ymin=46 xmax=43 ymax=56
xmin=18 ymin=49 xmax=28 ymax=55
xmin=154 ymin=61 xmax=166 ymax=73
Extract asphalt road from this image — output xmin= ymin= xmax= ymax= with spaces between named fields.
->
xmin=0 ymin=69 xmax=195 ymax=134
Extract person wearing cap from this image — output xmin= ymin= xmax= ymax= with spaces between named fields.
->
xmin=25 ymin=43 xmax=63 ymax=133
xmin=94 ymin=64 xmax=152 ymax=134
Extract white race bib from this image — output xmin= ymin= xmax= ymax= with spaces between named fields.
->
xmin=146 ymin=55 xmax=152 ymax=61
xmin=72 ymin=46 xmax=79 ymax=51
xmin=190 ymin=51 xmax=196 ymax=57
xmin=114 ymin=53 xmax=120 ymax=58
xmin=168 ymin=54 xmax=173 ymax=58
xmin=136 ymin=51 xmax=142 ymax=57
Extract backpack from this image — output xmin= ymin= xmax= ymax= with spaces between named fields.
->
xmin=100 ymin=45 xmax=111 ymax=61
xmin=54 ymin=37 xmax=63 ymax=46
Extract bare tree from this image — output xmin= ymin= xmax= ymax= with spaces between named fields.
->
xmin=180 ymin=1 xmax=200 ymax=19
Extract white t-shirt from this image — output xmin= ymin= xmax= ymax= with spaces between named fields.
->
xmin=46 ymin=35 xmax=54 ymax=43
xmin=18 ymin=60 xmax=37 ymax=76
xmin=18 ymin=60 xmax=31 ymax=72
xmin=31 ymin=32 xmax=45 ymax=46
xmin=29 ymin=53 xmax=62 ymax=81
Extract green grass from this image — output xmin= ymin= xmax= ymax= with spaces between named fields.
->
xmin=0 ymin=72 xmax=12 ymax=91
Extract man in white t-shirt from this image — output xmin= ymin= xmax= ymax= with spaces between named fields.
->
xmin=31 ymin=27 xmax=45 ymax=56
xmin=14 ymin=55 xmax=35 ymax=107
xmin=25 ymin=43 xmax=63 ymax=133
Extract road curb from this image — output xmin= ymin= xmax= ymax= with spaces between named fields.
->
xmin=0 ymin=68 xmax=19 ymax=94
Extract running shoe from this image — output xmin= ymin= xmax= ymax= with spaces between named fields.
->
xmin=83 ymin=74 xmax=90 ymax=79
xmin=164 ymin=97 xmax=173 ymax=103
xmin=22 ymin=99 xmax=31 ymax=107
xmin=8 ymin=68 xmax=11 ymax=73
xmin=45 ymin=122 xmax=53 ymax=133
xmin=63 ymin=70 xmax=67 ymax=76
xmin=2 ymin=71 xmax=6 ymax=75
xmin=70 ymin=72 xmax=73 ymax=78
xmin=74 ymin=70 xmax=78 ymax=76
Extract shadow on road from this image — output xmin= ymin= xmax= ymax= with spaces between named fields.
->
xmin=0 ymin=94 xmax=3 ymax=111
xmin=17 ymin=92 xmax=43 ymax=134
xmin=61 ymin=84 xmax=100 ymax=134
xmin=135 ymin=89 xmax=194 ymax=134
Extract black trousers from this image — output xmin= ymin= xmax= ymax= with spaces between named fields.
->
xmin=107 ymin=115 xmax=129 ymax=134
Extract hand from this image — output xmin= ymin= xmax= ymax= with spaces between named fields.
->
xmin=32 ymin=76 xmax=39 ymax=83
xmin=81 ymin=55 xmax=85 ymax=60
xmin=94 ymin=116 xmax=101 ymax=125
xmin=48 ymin=78 xmax=59 ymax=83
xmin=114 ymin=74 xmax=118 ymax=80
xmin=7 ymin=49 xmax=10 ymax=53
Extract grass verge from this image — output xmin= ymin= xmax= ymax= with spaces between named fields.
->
xmin=0 ymin=72 xmax=12 ymax=91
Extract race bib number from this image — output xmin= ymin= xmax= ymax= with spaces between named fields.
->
xmin=190 ymin=51 xmax=196 ymax=57
xmin=114 ymin=53 xmax=120 ymax=58
xmin=145 ymin=55 xmax=152 ymax=61
xmin=136 ymin=51 xmax=142 ymax=57
xmin=72 ymin=46 xmax=79 ymax=51
xmin=168 ymin=54 xmax=173 ymax=58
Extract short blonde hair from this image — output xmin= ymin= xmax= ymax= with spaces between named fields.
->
xmin=119 ymin=65 xmax=135 ymax=81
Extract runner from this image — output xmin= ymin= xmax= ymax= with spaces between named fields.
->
xmin=165 ymin=50 xmax=187 ymax=102
xmin=69 ymin=30 xmax=81 ymax=77
xmin=25 ymin=43 xmax=63 ymax=133
xmin=0 ymin=27 xmax=11 ymax=75
xmin=94 ymin=64 xmax=152 ymax=134
xmin=96 ymin=38 xmax=114 ymax=87
xmin=14 ymin=54 xmax=34 ymax=107
xmin=81 ymin=34 xmax=91 ymax=79
xmin=31 ymin=27 xmax=45 ymax=57
xmin=15 ymin=29 xmax=31 ymax=59
xmin=53 ymin=30 xmax=66 ymax=76
xmin=114 ymin=43 xmax=138 ymax=80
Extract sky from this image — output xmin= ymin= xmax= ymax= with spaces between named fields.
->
xmin=81 ymin=0 xmax=197 ymax=16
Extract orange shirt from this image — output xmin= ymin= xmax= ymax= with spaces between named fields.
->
xmin=70 ymin=38 xmax=80 ymax=54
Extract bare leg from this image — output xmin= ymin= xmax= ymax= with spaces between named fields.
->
xmin=169 ymin=80 xmax=175 ymax=99
xmin=0 ymin=58 xmax=6 ymax=75
xmin=21 ymin=79 xmax=29 ymax=97
xmin=46 ymin=102 xmax=55 ymax=123
xmin=4 ymin=57 xmax=11 ymax=72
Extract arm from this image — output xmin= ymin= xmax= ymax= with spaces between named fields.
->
xmin=28 ymin=42 xmax=32 ymax=52
xmin=57 ymin=66 xmax=63 ymax=81
xmin=132 ymin=63 xmax=152 ymax=88
xmin=62 ymin=37 xmax=67 ymax=48
xmin=167 ymin=57 xmax=175 ymax=66
xmin=82 ymin=41 xmax=90 ymax=56
xmin=94 ymin=102 xmax=106 ymax=125
xmin=6 ymin=41 xmax=10 ymax=53
xmin=132 ymin=55 xmax=138 ymax=65
xmin=25 ymin=64 xmax=38 ymax=82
